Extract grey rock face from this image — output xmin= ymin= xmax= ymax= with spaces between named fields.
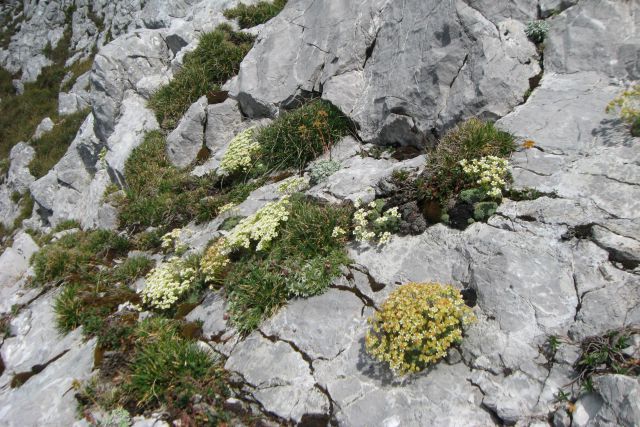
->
xmin=166 ymin=96 xmax=207 ymax=168
xmin=234 ymin=0 xmax=540 ymax=145
xmin=0 ymin=143 xmax=36 ymax=228
xmin=0 ymin=232 xmax=39 ymax=313
xmin=545 ymin=0 xmax=640 ymax=80
xmin=225 ymin=333 xmax=330 ymax=423
xmin=32 ymin=117 xmax=55 ymax=140
xmin=0 ymin=337 xmax=96 ymax=427
xmin=91 ymin=30 xmax=172 ymax=141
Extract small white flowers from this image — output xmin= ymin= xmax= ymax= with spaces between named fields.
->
xmin=331 ymin=226 xmax=347 ymax=238
xmin=352 ymin=199 xmax=401 ymax=246
xmin=161 ymin=228 xmax=190 ymax=254
xmin=277 ymin=176 xmax=310 ymax=195
xmin=141 ymin=257 xmax=197 ymax=310
xmin=224 ymin=196 xmax=291 ymax=251
xmin=459 ymin=156 xmax=509 ymax=199
xmin=219 ymin=127 xmax=261 ymax=174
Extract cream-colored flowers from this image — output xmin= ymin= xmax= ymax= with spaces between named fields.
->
xmin=365 ymin=282 xmax=475 ymax=375
xmin=219 ymin=127 xmax=261 ymax=174
xmin=141 ymin=257 xmax=198 ymax=310
xmin=200 ymin=239 xmax=230 ymax=285
xmin=224 ymin=196 xmax=291 ymax=251
xmin=160 ymin=228 xmax=190 ymax=254
xmin=277 ymin=176 xmax=310 ymax=195
xmin=352 ymin=199 xmax=401 ymax=245
xmin=459 ymin=156 xmax=509 ymax=199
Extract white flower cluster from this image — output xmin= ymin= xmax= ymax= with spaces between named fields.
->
xmin=224 ymin=196 xmax=291 ymax=251
xmin=459 ymin=156 xmax=509 ymax=198
xmin=331 ymin=226 xmax=347 ymax=238
xmin=141 ymin=257 xmax=197 ymax=310
xmin=219 ymin=127 xmax=261 ymax=174
xmin=161 ymin=228 xmax=190 ymax=254
xmin=353 ymin=199 xmax=401 ymax=246
xmin=277 ymin=176 xmax=310 ymax=195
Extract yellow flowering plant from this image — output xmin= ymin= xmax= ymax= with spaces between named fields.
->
xmin=606 ymin=84 xmax=640 ymax=137
xmin=365 ymin=282 xmax=475 ymax=375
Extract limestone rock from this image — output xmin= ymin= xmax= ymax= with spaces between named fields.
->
xmin=91 ymin=30 xmax=171 ymax=141
xmin=225 ymin=333 xmax=329 ymax=423
xmin=0 ymin=232 xmax=39 ymax=313
xmin=545 ymin=0 xmax=640 ymax=80
xmin=234 ymin=0 xmax=540 ymax=145
xmin=32 ymin=117 xmax=55 ymax=140
xmin=166 ymin=96 xmax=207 ymax=168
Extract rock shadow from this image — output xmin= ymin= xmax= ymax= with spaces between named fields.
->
xmin=592 ymin=118 xmax=637 ymax=147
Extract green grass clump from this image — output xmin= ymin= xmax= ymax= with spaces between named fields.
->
xmin=225 ymin=194 xmax=351 ymax=334
xmin=29 ymin=109 xmax=88 ymax=178
xmin=223 ymin=0 xmax=287 ymax=29
xmin=124 ymin=318 xmax=221 ymax=409
xmin=31 ymin=229 xmax=130 ymax=285
xmin=255 ymin=99 xmax=353 ymax=173
xmin=149 ymin=24 xmax=255 ymax=129
xmin=119 ymin=131 xmax=261 ymax=230
xmin=419 ymin=118 xmax=515 ymax=204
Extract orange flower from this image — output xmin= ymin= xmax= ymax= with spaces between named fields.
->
xmin=522 ymin=139 xmax=536 ymax=149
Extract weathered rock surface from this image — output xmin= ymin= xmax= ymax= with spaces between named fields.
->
xmin=234 ymin=0 xmax=540 ymax=145
xmin=0 ymin=232 xmax=39 ymax=313
xmin=166 ymin=96 xmax=207 ymax=168
xmin=0 ymin=143 xmax=36 ymax=228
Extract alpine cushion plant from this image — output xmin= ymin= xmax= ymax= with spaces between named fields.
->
xmin=223 ymin=196 xmax=291 ymax=251
xmin=365 ymin=282 xmax=475 ymax=375
xmin=352 ymin=199 xmax=401 ymax=246
xmin=459 ymin=156 xmax=509 ymax=199
xmin=525 ymin=20 xmax=550 ymax=44
xmin=140 ymin=256 xmax=199 ymax=310
xmin=219 ymin=127 xmax=261 ymax=175
xmin=606 ymin=83 xmax=640 ymax=137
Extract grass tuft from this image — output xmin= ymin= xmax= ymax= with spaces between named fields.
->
xmin=223 ymin=0 xmax=287 ymax=29
xmin=149 ymin=25 xmax=254 ymax=129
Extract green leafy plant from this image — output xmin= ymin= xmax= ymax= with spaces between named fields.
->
xmin=149 ymin=25 xmax=255 ymax=129
xmin=223 ymin=0 xmax=287 ymax=29
xmin=574 ymin=328 xmax=639 ymax=385
xmin=310 ymin=159 xmax=340 ymax=185
xmin=420 ymin=118 xmax=515 ymax=205
xmin=606 ymin=84 xmax=640 ymax=137
xmin=224 ymin=195 xmax=351 ymax=333
xmin=365 ymin=282 xmax=475 ymax=375
xmin=525 ymin=20 xmax=550 ymax=44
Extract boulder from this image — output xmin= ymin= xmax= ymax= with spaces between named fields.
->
xmin=233 ymin=0 xmax=540 ymax=145
xmin=166 ymin=95 xmax=207 ymax=168
xmin=32 ymin=117 xmax=54 ymax=140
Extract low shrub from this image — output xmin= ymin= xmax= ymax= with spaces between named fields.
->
xmin=365 ymin=282 xmax=475 ymax=375
xmin=606 ymin=84 xmax=640 ymax=137
xmin=149 ymin=25 xmax=254 ymax=129
xmin=29 ymin=109 xmax=88 ymax=178
xmin=141 ymin=255 xmax=202 ymax=311
xmin=420 ymin=118 xmax=515 ymax=205
xmin=223 ymin=0 xmax=287 ymax=29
